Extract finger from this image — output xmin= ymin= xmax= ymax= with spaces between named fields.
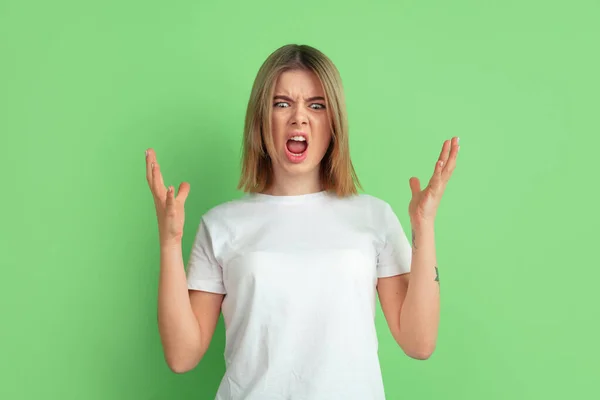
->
xmin=431 ymin=140 xmax=447 ymax=179
xmin=152 ymin=161 xmax=166 ymax=196
xmin=145 ymin=148 xmax=154 ymax=187
xmin=428 ymin=159 xmax=446 ymax=189
xmin=146 ymin=148 xmax=162 ymax=191
xmin=176 ymin=182 xmax=191 ymax=203
xmin=437 ymin=139 xmax=451 ymax=165
xmin=433 ymin=138 xmax=454 ymax=180
xmin=442 ymin=137 xmax=459 ymax=176
xmin=165 ymin=185 xmax=175 ymax=212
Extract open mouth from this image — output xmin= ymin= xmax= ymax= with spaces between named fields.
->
xmin=286 ymin=135 xmax=308 ymax=156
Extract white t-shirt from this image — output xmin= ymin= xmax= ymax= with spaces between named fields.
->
xmin=186 ymin=190 xmax=412 ymax=400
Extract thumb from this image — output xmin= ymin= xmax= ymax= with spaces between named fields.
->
xmin=409 ymin=177 xmax=421 ymax=197
xmin=176 ymin=182 xmax=191 ymax=203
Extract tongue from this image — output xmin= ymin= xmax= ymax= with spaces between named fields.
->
xmin=286 ymin=140 xmax=307 ymax=154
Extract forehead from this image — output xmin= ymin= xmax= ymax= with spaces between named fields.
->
xmin=274 ymin=69 xmax=324 ymax=95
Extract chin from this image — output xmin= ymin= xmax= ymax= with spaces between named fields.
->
xmin=282 ymin=160 xmax=320 ymax=175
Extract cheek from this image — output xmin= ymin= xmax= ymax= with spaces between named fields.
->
xmin=270 ymin=116 xmax=285 ymax=146
xmin=312 ymin=132 xmax=332 ymax=157
xmin=315 ymin=121 xmax=332 ymax=150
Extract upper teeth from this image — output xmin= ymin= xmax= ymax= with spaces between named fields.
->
xmin=290 ymin=136 xmax=306 ymax=141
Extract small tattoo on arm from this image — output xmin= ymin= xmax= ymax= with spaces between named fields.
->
xmin=434 ymin=265 xmax=439 ymax=283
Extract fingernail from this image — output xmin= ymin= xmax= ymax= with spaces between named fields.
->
xmin=145 ymin=150 xmax=148 ymax=157
xmin=151 ymin=162 xmax=154 ymax=169
xmin=457 ymin=137 xmax=460 ymax=144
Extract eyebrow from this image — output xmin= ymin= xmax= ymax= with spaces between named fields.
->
xmin=273 ymin=95 xmax=326 ymax=102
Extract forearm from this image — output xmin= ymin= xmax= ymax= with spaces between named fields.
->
xmin=399 ymin=221 xmax=440 ymax=358
xmin=157 ymin=242 xmax=202 ymax=371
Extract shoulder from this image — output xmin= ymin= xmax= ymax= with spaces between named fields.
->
xmin=338 ymin=193 xmax=394 ymax=213
xmin=200 ymin=195 xmax=252 ymax=222
xmin=356 ymin=193 xmax=392 ymax=208
xmin=196 ymin=193 xmax=266 ymax=234
xmin=331 ymin=193 xmax=398 ymax=227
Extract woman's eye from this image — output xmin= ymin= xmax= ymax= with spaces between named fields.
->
xmin=273 ymin=102 xmax=325 ymax=109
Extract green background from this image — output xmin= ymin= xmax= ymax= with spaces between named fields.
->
xmin=2 ymin=0 xmax=598 ymax=398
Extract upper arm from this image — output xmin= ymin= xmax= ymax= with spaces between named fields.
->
xmin=377 ymin=273 xmax=410 ymax=344
xmin=376 ymin=202 xmax=412 ymax=278
xmin=189 ymin=289 xmax=224 ymax=359
xmin=186 ymin=215 xmax=226 ymax=360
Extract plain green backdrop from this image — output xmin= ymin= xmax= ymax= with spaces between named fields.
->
xmin=1 ymin=0 xmax=599 ymax=399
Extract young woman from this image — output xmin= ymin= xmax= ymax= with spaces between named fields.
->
xmin=146 ymin=44 xmax=459 ymax=399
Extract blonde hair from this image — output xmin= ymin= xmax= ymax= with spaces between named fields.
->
xmin=237 ymin=44 xmax=362 ymax=197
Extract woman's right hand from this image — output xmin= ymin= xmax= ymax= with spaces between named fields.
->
xmin=145 ymin=148 xmax=190 ymax=246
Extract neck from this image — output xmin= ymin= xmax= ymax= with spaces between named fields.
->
xmin=263 ymin=169 xmax=323 ymax=196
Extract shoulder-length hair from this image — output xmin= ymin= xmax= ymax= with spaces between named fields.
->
xmin=237 ymin=44 xmax=362 ymax=197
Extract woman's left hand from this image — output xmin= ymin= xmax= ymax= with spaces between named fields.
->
xmin=408 ymin=137 xmax=460 ymax=226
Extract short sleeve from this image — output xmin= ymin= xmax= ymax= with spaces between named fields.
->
xmin=186 ymin=217 xmax=226 ymax=294
xmin=376 ymin=203 xmax=412 ymax=278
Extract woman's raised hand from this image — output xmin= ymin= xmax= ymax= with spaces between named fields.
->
xmin=145 ymin=148 xmax=190 ymax=246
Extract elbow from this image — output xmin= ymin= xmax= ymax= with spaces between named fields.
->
xmin=162 ymin=337 xmax=206 ymax=374
xmin=168 ymin=361 xmax=194 ymax=374
xmin=166 ymin=357 xmax=197 ymax=374
xmin=160 ymin=334 xmax=206 ymax=374
xmin=398 ymin=337 xmax=437 ymax=360
xmin=170 ymin=366 xmax=193 ymax=374
xmin=165 ymin=350 xmax=203 ymax=374
xmin=405 ymin=345 xmax=435 ymax=360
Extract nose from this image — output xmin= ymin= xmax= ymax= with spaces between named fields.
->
xmin=290 ymin=106 xmax=309 ymax=126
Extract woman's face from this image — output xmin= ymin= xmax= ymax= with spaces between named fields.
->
xmin=268 ymin=69 xmax=332 ymax=184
